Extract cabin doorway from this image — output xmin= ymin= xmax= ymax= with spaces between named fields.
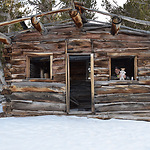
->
xmin=66 ymin=54 xmax=94 ymax=113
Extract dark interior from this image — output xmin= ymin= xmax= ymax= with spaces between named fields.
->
xmin=70 ymin=55 xmax=91 ymax=111
xmin=111 ymin=57 xmax=134 ymax=80
xmin=30 ymin=56 xmax=50 ymax=78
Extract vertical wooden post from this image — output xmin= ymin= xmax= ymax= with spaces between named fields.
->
xmin=90 ymin=53 xmax=95 ymax=114
xmin=65 ymin=40 xmax=70 ymax=113
xmin=67 ymin=54 xmax=70 ymax=113
xmin=50 ymin=55 xmax=53 ymax=79
xmin=26 ymin=56 xmax=30 ymax=78
xmin=134 ymin=56 xmax=137 ymax=80
xmin=109 ymin=57 xmax=111 ymax=80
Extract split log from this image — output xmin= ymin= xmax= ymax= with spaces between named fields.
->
xmin=10 ymin=92 xmax=65 ymax=103
xmin=10 ymin=82 xmax=65 ymax=93
xmin=95 ymin=102 xmax=150 ymax=112
xmin=95 ymin=93 xmax=150 ymax=104
xmin=0 ymin=32 xmax=11 ymax=45
xmin=11 ymin=101 xmax=66 ymax=111
xmin=10 ymin=109 xmax=67 ymax=116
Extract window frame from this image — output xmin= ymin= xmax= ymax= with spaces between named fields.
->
xmin=25 ymin=52 xmax=53 ymax=79
xmin=108 ymin=53 xmax=137 ymax=80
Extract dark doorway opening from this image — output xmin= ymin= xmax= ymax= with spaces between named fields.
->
xmin=111 ymin=57 xmax=135 ymax=80
xmin=69 ymin=55 xmax=91 ymax=111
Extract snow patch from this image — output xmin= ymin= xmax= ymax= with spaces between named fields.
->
xmin=0 ymin=115 xmax=150 ymax=150
xmin=0 ymin=103 xmax=3 ymax=113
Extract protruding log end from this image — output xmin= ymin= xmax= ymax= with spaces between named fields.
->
xmin=74 ymin=1 xmax=88 ymax=24
xmin=0 ymin=32 xmax=11 ymax=45
xmin=111 ymin=16 xmax=122 ymax=36
xmin=31 ymin=16 xmax=47 ymax=35
xmin=69 ymin=9 xmax=83 ymax=28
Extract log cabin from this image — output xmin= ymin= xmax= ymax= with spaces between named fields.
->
xmin=1 ymin=2 xmax=150 ymax=120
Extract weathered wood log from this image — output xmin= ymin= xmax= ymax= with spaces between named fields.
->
xmin=11 ymin=101 xmax=66 ymax=111
xmin=10 ymin=92 xmax=65 ymax=103
xmin=31 ymin=16 xmax=47 ymax=35
xmin=69 ymin=9 xmax=83 ymax=28
xmin=80 ymin=5 xmax=150 ymax=26
xmin=95 ymin=93 xmax=150 ymax=104
xmin=10 ymin=86 xmax=65 ymax=93
xmin=9 ymin=82 xmax=65 ymax=93
xmin=0 ymin=8 xmax=72 ymax=27
xmin=95 ymin=102 xmax=150 ymax=112
xmin=111 ymin=16 xmax=122 ymax=35
xmin=0 ymin=32 xmax=11 ymax=45
xmin=10 ymin=109 xmax=67 ymax=116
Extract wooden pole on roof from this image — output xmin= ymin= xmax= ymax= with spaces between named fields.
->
xmin=0 ymin=8 xmax=72 ymax=27
xmin=80 ymin=5 xmax=150 ymax=26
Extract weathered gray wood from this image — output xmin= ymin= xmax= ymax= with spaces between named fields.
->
xmin=0 ymin=32 xmax=11 ymax=45
xmin=0 ymin=8 xmax=72 ymax=27
xmin=95 ymin=93 xmax=150 ymax=104
xmin=11 ymin=109 xmax=67 ymax=116
xmin=95 ymin=102 xmax=150 ymax=112
xmin=10 ymin=92 xmax=65 ymax=103
xmin=11 ymin=101 xmax=66 ymax=111
xmin=81 ymin=6 xmax=150 ymax=26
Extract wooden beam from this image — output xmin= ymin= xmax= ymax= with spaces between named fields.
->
xmin=80 ymin=6 xmax=150 ymax=26
xmin=91 ymin=53 xmax=95 ymax=113
xmin=134 ymin=56 xmax=137 ymax=80
xmin=0 ymin=8 xmax=72 ymax=27
xmin=0 ymin=32 xmax=11 ymax=45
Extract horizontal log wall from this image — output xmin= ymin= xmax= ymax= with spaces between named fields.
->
xmin=2 ymin=24 xmax=150 ymax=116
xmin=3 ymin=82 xmax=66 ymax=114
xmin=93 ymin=35 xmax=150 ymax=113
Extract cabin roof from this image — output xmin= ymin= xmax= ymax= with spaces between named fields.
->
xmin=1 ymin=2 xmax=150 ymax=45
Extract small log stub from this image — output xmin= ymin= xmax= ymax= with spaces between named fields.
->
xmin=31 ymin=16 xmax=47 ymax=35
xmin=74 ymin=1 xmax=87 ymax=23
xmin=69 ymin=9 xmax=83 ymax=28
xmin=0 ymin=32 xmax=11 ymax=45
xmin=111 ymin=16 xmax=122 ymax=35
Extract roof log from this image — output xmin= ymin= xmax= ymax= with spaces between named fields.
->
xmin=0 ymin=32 xmax=11 ymax=45
xmin=31 ymin=16 xmax=47 ymax=35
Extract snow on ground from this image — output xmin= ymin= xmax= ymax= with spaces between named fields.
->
xmin=0 ymin=103 xmax=3 ymax=113
xmin=0 ymin=115 xmax=150 ymax=150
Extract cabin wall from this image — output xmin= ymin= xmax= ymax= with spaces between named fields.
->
xmin=2 ymin=25 xmax=150 ymax=116
xmin=2 ymin=31 xmax=67 ymax=116
xmin=93 ymin=35 xmax=150 ymax=114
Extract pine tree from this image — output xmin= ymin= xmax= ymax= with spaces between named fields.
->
xmin=102 ymin=0 xmax=150 ymax=30
xmin=0 ymin=0 xmax=30 ymax=33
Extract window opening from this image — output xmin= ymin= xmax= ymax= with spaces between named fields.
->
xmin=30 ymin=56 xmax=50 ymax=78
xmin=111 ymin=57 xmax=135 ymax=80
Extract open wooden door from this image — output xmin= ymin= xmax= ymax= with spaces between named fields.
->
xmin=66 ymin=54 xmax=94 ymax=113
